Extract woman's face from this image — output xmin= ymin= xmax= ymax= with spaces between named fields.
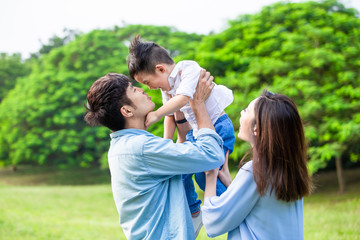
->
xmin=238 ymin=98 xmax=258 ymax=145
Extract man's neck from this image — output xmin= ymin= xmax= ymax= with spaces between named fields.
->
xmin=124 ymin=117 xmax=147 ymax=130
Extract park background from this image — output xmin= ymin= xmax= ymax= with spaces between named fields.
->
xmin=0 ymin=0 xmax=359 ymax=239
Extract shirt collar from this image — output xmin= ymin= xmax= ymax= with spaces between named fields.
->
xmin=167 ymin=63 xmax=180 ymax=91
xmin=110 ymin=128 xmax=151 ymax=139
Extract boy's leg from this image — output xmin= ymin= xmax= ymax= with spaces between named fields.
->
xmin=183 ymin=130 xmax=202 ymax=215
xmin=195 ymin=114 xmax=235 ymax=196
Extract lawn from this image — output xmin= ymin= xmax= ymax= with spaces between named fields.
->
xmin=0 ymin=166 xmax=359 ymax=240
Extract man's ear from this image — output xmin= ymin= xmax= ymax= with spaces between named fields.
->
xmin=120 ymin=106 xmax=134 ymax=118
xmin=155 ymin=64 xmax=166 ymax=73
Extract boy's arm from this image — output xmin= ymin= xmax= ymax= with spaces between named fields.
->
xmin=174 ymin=110 xmax=191 ymax=143
xmin=163 ymin=115 xmax=176 ymax=139
xmin=145 ymin=94 xmax=190 ymax=127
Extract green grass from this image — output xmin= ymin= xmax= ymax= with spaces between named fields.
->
xmin=0 ymin=166 xmax=359 ymax=240
xmin=304 ymin=168 xmax=360 ymax=240
xmin=0 ymin=185 xmax=123 ymax=240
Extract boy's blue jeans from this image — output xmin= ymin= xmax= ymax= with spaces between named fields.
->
xmin=183 ymin=114 xmax=235 ymax=215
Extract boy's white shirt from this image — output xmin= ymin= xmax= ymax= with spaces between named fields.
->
xmin=161 ymin=60 xmax=233 ymax=136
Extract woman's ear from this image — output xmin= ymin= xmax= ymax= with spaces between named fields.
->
xmin=253 ymin=125 xmax=257 ymax=136
xmin=120 ymin=106 xmax=134 ymax=118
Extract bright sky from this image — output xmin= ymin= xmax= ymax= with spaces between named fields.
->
xmin=1 ymin=0 xmax=359 ymax=58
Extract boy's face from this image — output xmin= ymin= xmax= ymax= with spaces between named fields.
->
xmin=134 ymin=66 xmax=170 ymax=91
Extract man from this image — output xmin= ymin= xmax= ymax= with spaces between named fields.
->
xmin=84 ymin=70 xmax=224 ymax=239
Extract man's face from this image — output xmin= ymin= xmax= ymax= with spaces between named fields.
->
xmin=134 ymin=70 xmax=170 ymax=92
xmin=126 ymin=83 xmax=155 ymax=117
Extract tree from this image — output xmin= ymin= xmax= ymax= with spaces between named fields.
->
xmin=29 ymin=28 xmax=82 ymax=59
xmin=193 ymin=0 xmax=360 ymax=192
xmin=0 ymin=25 xmax=203 ymax=169
xmin=0 ymin=53 xmax=30 ymax=102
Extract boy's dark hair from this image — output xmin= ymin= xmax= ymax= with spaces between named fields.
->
xmin=127 ymin=35 xmax=174 ymax=79
xmin=84 ymin=73 xmax=134 ymax=131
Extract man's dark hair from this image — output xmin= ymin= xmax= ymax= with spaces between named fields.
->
xmin=84 ymin=73 xmax=133 ymax=131
xmin=127 ymin=35 xmax=174 ymax=79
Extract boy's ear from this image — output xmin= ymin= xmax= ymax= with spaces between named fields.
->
xmin=120 ymin=105 xmax=134 ymax=118
xmin=155 ymin=64 xmax=166 ymax=73
xmin=253 ymin=125 xmax=257 ymax=136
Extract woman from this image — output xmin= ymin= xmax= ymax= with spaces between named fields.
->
xmin=202 ymin=90 xmax=313 ymax=239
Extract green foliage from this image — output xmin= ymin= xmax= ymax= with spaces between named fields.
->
xmin=0 ymin=25 xmax=203 ymax=168
xmin=1 ymin=1 xmax=359 ymax=174
xmin=193 ymin=0 xmax=360 ymax=171
xmin=34 ymin=28 xmax=82 ymax=58
xmin=0 ymin=53 xmax=31 ymax=101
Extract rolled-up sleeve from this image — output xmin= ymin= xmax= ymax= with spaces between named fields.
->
xmin=201 ymin=162 xmax=259 ymax=237
xmin=143 ymin=128 xmax=224 ymax=175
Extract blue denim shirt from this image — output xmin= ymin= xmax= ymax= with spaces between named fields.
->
xmin=108 ymin=128 xmax=224 ymax=240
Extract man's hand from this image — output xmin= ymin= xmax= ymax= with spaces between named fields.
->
xmin=145 ymin=111 xmax=161 ymax=128
xmin=189 ymin=70 xmax=214 ymax=109
xmin=189 ymin=69 xmax=215 ymax=131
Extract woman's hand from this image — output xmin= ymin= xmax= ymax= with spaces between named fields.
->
xmin=218 ymin=151 xmax=232 ymax=188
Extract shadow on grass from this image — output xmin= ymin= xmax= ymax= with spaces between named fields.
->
xmin=0 ymin=165 xmax=111 ymax=186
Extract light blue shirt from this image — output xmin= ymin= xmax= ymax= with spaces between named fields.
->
xmin=202 ymin=161 xmax=304 ymax=240
xmin=108 ymin=128 xmax=224 ymax=240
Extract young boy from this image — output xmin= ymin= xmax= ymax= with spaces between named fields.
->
xmin=127 ymin=35 xmax=235 ymax=221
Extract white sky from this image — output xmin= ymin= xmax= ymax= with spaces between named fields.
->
xmin=1 ymin=0 xmax=359 ymax=58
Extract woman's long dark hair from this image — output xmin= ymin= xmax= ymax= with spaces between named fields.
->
xmin=252 ymin=90 xmax=312 ymax=202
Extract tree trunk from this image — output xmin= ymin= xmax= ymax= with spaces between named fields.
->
xmin=11 ymin=165 xmax=17 ymax=172
xmin=335 ymin=156 xmax=345 ymax=194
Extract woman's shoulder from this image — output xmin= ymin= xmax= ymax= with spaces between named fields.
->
xmin=240 ymin=160 xmax=253 ymax=172
xmin=233 ymin=160 xmax=254 ymax=181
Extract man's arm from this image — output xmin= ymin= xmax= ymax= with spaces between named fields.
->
xmin=194 ymin=69 xmax=217 ymax=198
xmin=190 ymin=70 xmax=215 ymax=131
xmin=143 ymin=129 xmax=224 ymax=175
